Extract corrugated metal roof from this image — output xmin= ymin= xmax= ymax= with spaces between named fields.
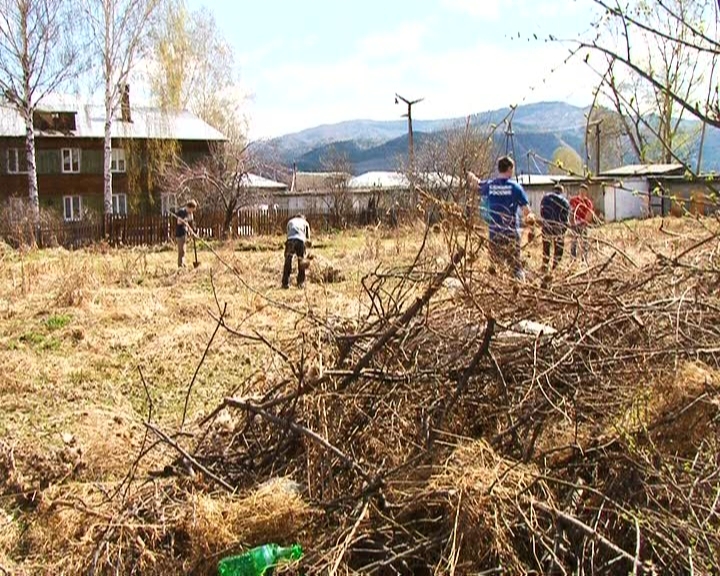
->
xmin=348 ymin=171 xmax=410 ymax=189
xmin=601 ymin=164 xmax=684 ymax=177
xmin=0 ymin=95 xmax=226 ymax=141
xmin=292 ymin=171 xmax=350 ymax=192
xmin=348 ymin=171 xmax=458 ymax=190
xmin=241 ymin=173 xmax=287 ymax=190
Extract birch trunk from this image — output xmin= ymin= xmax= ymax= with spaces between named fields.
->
xmin=23 ymin=111 xmax=40 ymax=222
xmin=102 ymin=3 xmax=113 ymax=216
xmin=103 ymin=83 xmax=113 ymax=214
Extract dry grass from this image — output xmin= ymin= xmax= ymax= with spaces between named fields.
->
xmin=0 ymin=217 xmax=716 ymax=574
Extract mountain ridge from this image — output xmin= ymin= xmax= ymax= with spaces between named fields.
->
xmin=255 ymin=101 xmax=720 ymax=174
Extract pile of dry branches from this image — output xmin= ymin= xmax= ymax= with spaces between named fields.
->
xmin=8 ymin=215 xmax=719 ymax=575
xmin=189 ymin=215 xmax=719 ymax=574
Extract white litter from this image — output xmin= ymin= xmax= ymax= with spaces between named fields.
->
xmin=511 ymin=320 xmax=557 ymax=336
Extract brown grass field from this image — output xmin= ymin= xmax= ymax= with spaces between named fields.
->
xmin=0 ymin=217 xmax=717 ymax=574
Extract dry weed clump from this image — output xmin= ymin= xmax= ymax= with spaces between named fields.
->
xmin=181 ymin=480 xmax=313 ymax=568
xmin=15 ymin=476 xmax=313 ymax=575
xmin=429 ymin=440 xmax=556 ymax=574
xmin=53 ymin=257 xmax=100 ymax=308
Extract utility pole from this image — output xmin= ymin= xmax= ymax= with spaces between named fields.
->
xmin=395 ymin=93 xmax=424 ymax=176
xmin=588 ymin=120 xmax=603 ymax=176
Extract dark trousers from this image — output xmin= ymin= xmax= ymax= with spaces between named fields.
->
xmin=542 ymin=224 xmax=566 ymax=271
xmin=570 ymin=224 xmax=589 ymax=259
xmin=282 ymin=239 xmax=306 ymax=287
xmin=489 ymin=235 xmax=524 ymax=280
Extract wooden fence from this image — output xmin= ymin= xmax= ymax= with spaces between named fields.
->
xmin=5 ymin=207 xmax=383 ymax=249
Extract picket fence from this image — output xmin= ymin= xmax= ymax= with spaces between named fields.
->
xmin=5 ymin=207 xmax=381 ymax=249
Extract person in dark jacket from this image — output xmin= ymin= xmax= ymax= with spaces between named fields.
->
xmin=176 ymin=199 xmax=197 ymax=268
xmin=282 ymin=214 xmax=311 ymax=288
xmin=540 ymin=184 xmax=570 ymax=272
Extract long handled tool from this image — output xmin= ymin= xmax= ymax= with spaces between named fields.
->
xmin=192 ymin=234 xmax=200 ymax=268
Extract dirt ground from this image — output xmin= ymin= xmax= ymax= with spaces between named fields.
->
xmin=0 ymin=217 xmax=714 ymax=574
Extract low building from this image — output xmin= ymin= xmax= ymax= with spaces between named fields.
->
xmin=0 ymin=91 xmax=226 ymax=220
xmin=276 ymin=170 xmax=383 ymax=214
xmin=600 ymin=164 xmax=686 ymax=220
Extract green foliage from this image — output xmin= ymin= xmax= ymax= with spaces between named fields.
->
xmin=549 ymin=146 xmax=583 ymax=176
xmin=46 ymin=314 xmax=72 ymax=331
xmin=19 ymin=331 xmax=61 ymax=350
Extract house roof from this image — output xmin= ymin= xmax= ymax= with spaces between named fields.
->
xmin=348 ymin=171 xmax=459 ymax=190
xmin=291 ymin=171 xmax=350 ymax=192
xmin=600 ymin=164 xmax=684 ymax=177
xmin=241 ymin=173 xmax=287 ymax=190
xmin=0 ymin=95 xmax=226 ymax=141
xmin=348 ymin=171 xmax=410 ymax=189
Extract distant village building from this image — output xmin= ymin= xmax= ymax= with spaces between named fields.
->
xmin=0 ymin=92 xmax=226 ymax=220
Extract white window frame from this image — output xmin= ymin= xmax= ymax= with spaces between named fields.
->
xmin=63 ymin=195 xmax=82 ymax=221
xmin=161 ymin=193 xmax=178 ymax=216
xmin=7 ymin=148 xmax=27 ymax=174
xmin=112 ymin=193 xmax=128 ymax=215
xmin=61 ymin=148 xmax=81 ymax=173
xmin=111 ymin=148 xmax=126 ymax=173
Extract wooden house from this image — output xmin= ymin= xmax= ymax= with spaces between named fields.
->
xmin=0 ymin=91 xmax=226 ymax=220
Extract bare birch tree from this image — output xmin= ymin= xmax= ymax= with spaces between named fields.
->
xmin=0 ymin=0 xmax=82 ymax=219
xmin=81 ymin=0 xmax=161 ymax=215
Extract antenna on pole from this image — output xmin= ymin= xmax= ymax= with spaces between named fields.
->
xmin=395 ymin=93 xmax=424 ymax=177
xmin=504 ymin=106 xmax=518 ymax=179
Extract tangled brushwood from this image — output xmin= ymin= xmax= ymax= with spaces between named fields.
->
xmin=4 ymin=215 xmax=719 ymax=575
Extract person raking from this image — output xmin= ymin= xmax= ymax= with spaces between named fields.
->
xmin=540 ymin=184 xmax=570 ymax=273
xmin=282 ymin=213 xmax=311 ymax=289
xmin=468 ymin=156 xmax=536 ymax=280
xmin=175 ymin=199 xmax=197 ymax=268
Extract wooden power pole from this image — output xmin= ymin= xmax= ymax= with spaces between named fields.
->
xmin=395 ymin=93 xmax=424 ymax=176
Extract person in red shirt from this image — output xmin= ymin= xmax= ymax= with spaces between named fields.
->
xmin=569 ymin=184 xmax=595 ymax=259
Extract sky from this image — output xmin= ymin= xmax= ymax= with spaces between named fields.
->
xmin=186 ymin=0 xmax=601 ymax=139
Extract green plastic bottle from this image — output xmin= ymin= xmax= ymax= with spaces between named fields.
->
xmin=218 ymin=543 xmax=303 ymax=576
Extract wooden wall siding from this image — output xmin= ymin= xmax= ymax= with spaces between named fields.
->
xmin=0 ymin=137 xmax=215 ymax=204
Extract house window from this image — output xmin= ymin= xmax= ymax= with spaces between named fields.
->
xmin=111 ymin=148 xmax=126 ymax=173
xmin=7 ymin=148 xmax=27 ymax=173
xmin=63 ymin=195 xmax=82 ymax=221
xmin=161 ymin=193 xmax=177 ymax=215
xmin=61 ymin=148 xmax=80 ymax=173
xmin=112 ymin=193 xmax=127 ymax=215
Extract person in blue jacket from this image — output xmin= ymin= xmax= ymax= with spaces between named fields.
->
xmin=468 ymin=156 xmax=536 ymax=280
xmin=540 ymin=184 xmax=571 ymax=273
